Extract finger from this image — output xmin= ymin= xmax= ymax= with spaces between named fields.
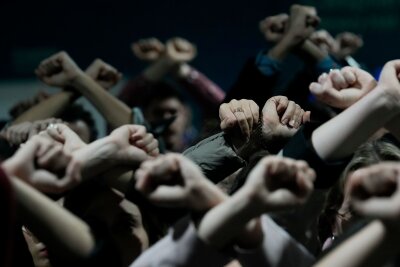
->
xmin=219 ymin=103 xmax=237 ymax=130
xmin=145 ymin=139 xmax=159 ymax=153
xmin=240 ymin=100 xmax=255 ymax=132
xmin=37 ymin=145 xmax=63 ymax=168
xmin=281 ymin=101 xmax=296 ymax=126
xmin=233 ymin=108 xmax=250 ymax=138
xmin=135 ymin=133 xmax=155 ymax=148
xmin=249 ymin=100 xmax=260 ymax=125
xmin=341 ymin=67 xmax=357 ymax=85
xmin=274 ymin=96 xmax=289 ymax=113
xmin=148 ymin=147 xmax=160 ymax=157
xmin=291 ymin=104 xmax=302 ymax=128
xmin=330 ymin=70 xmax=348 ymax=89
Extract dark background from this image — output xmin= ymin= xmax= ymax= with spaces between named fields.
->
xmin=1 ymin=0 xmax=399 ymax=90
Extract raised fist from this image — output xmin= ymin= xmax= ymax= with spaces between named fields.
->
xmin=165 ymin=37 xmax=197 ymax=63
xmin=35 ymin=51 xmax=83 ymax=88
xmin=85 ymin=59 xmax=122 ymax=90
xmin=259 ymin=13 xmax=289 ymax=43
xmin=131 ymin=38 xmax=165 ymax=62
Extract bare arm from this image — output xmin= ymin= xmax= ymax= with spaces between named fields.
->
xmin=311 ymin=60 xmax=400 ymax=161
xmin=10 ymin=177 xmax=95 ymax=260
xmin=35 ymin=51 xmax=131 ymax=129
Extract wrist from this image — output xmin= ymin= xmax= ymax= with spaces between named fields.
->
xmin=69 ymin=71 xmax=88 ymax=90
xmin=174 ymin=63 xmax=192 ymax=78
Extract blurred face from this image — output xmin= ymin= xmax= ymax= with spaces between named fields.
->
xmin=145 ymin=97 xmax=190 ymax=152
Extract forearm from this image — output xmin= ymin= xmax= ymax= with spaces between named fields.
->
xmin=72 ymin=73 xmax=132 ymax=129
xmin=72 ymin=137 xmax=122 ymax=180
xmin=11 ymin=177 xmax=94 ymax=260
xmin=268 ymin=35 xmax=297 ymax=61
xmin=314 ymin=220 xmax=400 ymax=267
xmin=142 ymin=57 xmax=177 ymax=82
xmin=237 ymin=215 xmax=315 ymax=267
xmin=197 ymin=188 xmax=260 ymax=249
xmin=175 ymin=64 xmax=225 ymax=109
xmin=312 ymin=88 xmax=398 ymax=161
xmin=297 ymin=39 xmax=328 ymax=64
xmin=12 ymin=90 xmax=78 ymax=125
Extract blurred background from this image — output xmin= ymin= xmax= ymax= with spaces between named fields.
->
xmin=1 ymin=0 xmax=399 ymax=134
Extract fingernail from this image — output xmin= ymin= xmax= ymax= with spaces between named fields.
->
xmin=281 ymin=118 xmax=288 ymax=125
xmin=289 ymin=120 xmax=295 ymax=127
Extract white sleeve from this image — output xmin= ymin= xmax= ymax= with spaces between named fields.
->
xmin=236 ymin=215 xmax=316 ymax=267
xmin=130 ymin=219 xmax=231 ymax=267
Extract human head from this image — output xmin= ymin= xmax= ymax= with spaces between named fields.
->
xmin=318 ymin=140 xmax=400 ymax=247
xmin=59 ymin=104 xmax=98 ymax=143
xmin=141 ymin=82 xmax=191 ymax=152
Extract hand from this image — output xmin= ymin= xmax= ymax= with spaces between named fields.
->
xmin=135 ymin=153 xmax=225 ymax=211
xmin=165 ymin=37 xmax=197 ymax=63
xmin=131 ymin=38 xmax=165 ymax=62
xmin=335 ymin=32 xmax=363 ymax=59
xmin=284 ymin=5 xmax=320 ymax=45
xmin=346 ymin=162 xmax=400 ymax=223
xmin=85 ymin=59 xmax=122 ymax=90
xmin=262 ymin=96 xmax=310 ymax=140
xmin=309 ymin=67 xmax=377 ymax=109
xmin=241 ymin=156 xmax=315 ymax=212
xmin=219 ymin=99 xmax=260 ymax=139
xmin=2 ymin=118 xmax=63 ymax=146
xmin=108 ymin=124 xmax=159 ymax=162
xmin=309 ymin=29 xmax=339 ymax=55
xmin=46 ymin=123 xmax=86 ymax=154
xmin=259 ymin=13 xmax=289 ymax=43
xmin=35 ymin=51 xmax=83 ymax=88
xmin=2 ymin=135 xmax=80 ymax=194
xmin=377 ymin=60 xmax=400 ymax=107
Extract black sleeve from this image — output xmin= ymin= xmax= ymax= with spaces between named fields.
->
xmin=224 ymin=58 xmax=279 ymax=107
xmin=282 ymin=122 xmax=352 ymax=189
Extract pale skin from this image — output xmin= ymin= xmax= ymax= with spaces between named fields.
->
xmin=314 ymin=162 xmax=400 ymax=267
xmin=310 ymin=60 xmax=400 ymax=161
xmin=264 ymin=5 xmax=320 ymax=61
xmin=35 ymin=51 xmax=131 ymax=129
xmin=133 ymin=37 xmax=197 ymax=82
xmin=219 ymin=97 xmax=310 ymax=155
xmin=135 ymin=154 xmax=315 ymax=252
xmin=2 ymin=136 xmax=95 ymax=261
xmin=13 ymin=58 xmax=121 ymax=126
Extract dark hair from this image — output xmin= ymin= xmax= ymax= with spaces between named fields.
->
xmin=139 ymin=81 xmax=185 ymax=111
xmin=59 ymin=104 xmax=98 ymax=142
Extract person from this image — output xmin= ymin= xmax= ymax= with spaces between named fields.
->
xmin=120 ymin=37 xmax=226 ymax=151
xmin=131 ymin=153 xmax=316 ymax=267
xmin=314 ymin=162 xmax=400 ymax=267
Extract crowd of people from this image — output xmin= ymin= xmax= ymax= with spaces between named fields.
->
xmin=2 ymin=4 xmax=400 ymax=267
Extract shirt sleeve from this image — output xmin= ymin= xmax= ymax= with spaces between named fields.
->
xmin=236 ymin=215 xmax=315 ymax=267
xmin=183 ymin=132 xmax=246 ymax=183
xmin=255 ymin=50 xmax=283 ymax=76
xmin=130 ymin=219 xmax=230 ymax=267
xmin=118 ymin=75 xmax=154 ymax=107
xmin=224 ymin=54 xmax=281 ymax=107
xmin=176 ymin=66 xmax=225 ymax=117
